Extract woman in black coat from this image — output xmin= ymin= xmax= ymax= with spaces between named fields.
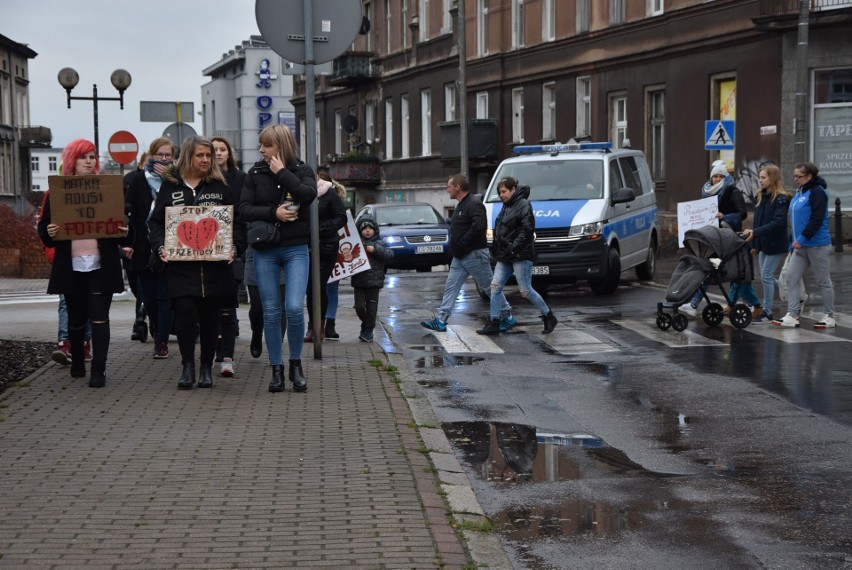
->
xmin=38 ymin=138 xmax=128 ymax=388
xmin=148 ymin=136 xmax=246 ymax=390
xmin=304 ymin=170 xmax=347 ymax=342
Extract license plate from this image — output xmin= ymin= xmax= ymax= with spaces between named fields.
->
xmin=416 ymin=245 xmax=444 ymax=254
xmin=532 ymin=265 xmax=550 ymax=275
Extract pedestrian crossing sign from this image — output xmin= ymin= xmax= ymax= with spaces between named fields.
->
xmin=705 ymin=120 xmax=735 ymax=150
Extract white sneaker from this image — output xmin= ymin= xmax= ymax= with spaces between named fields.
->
xmin=772 ymin=313 xmax=800 ymax=328
xmin=680 ymin=304 xmax=698 ymax=317
xmin=220 ymin=358 xmax=235 ymax=377
xmin=814 ymin=314 xmax=836 ymax=329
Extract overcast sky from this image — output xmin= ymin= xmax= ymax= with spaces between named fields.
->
xmin=4 ymin=0 xmax=261 ymax=154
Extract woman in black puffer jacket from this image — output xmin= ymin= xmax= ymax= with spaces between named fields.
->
xmin=478 ymin=177 xmax=557 ymax=336
xmin=238 ymin=124 xmax=317 ymax=393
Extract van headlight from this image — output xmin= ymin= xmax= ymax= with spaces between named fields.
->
xmin=569 ymin=222 xmax=603 ymax=238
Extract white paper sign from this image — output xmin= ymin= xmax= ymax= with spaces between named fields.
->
xmin=328 ymin=211 xmax=371 ymax=283
xmin=677 ymin=196 xmax=718 ymax=248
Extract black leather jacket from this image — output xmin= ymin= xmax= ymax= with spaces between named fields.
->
xmin=489 ymin=185 xmax=536 ymax=263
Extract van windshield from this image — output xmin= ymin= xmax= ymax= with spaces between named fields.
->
xmin=484 ymin=160 xmax=604 ymax=203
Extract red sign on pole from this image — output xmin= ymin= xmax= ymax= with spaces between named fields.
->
xmin=108 ymin=130 xmax=139 ymax=164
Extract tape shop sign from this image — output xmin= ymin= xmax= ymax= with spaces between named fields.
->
xmin=47 ymin=175 xmax=125 ymax=240
xmin=164 ymin=205 xmax=234 ymax=261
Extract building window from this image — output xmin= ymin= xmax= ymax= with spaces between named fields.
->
xmin=33 ymin=184 xmax=40 ymax=191
xmin=542 ymin=82 xmax=556 ymax=141
xmin=814 ymin=67 xmax=852 ymax=203
xmin=646 ymin=88 xmax=665 ymax=180
xmin=512 ymin=0 xmax=525 ymax=49
xmin=476 ymin=92 xmax=489 ymax=119
xmin=576 ymin=76 xmax=591 ymax=138
xmin=299 ymin=116 xmax=307 ymax=162
xmin=609 ymin=93 xmax=627 ymax=148
xmin=31 ymin=156 xmax=39 ymax=172
xmin=365 ymin=2 xmax=373 ymax=52
xmin=442 ymin=0 xmax=452 ymax=33
xmin=366 ymin=101 xmax=376 ymax=144
xmin=444 ymin=83 xmax=456 ymax=121
xmin=421 ymin=88 xmax=432 ymax=156
xmin=402 ymin=0 xmax=409 ymax=49
xmin=385 ymin=99 xmax=394 ymax=159
xmin=512 ymin=87 xmax=524 ymax=143
xmin=712 ymin=75 xmax=737 ymax=166
xmin=576 ymin=0 xmax=590 ymax=33
xmin=0 ymin=84 xmax=4 ymax=123
xmin=386 ymin=0 xmax=392 ymax=53
xmin=477 ymin=0 xmax=489 ymax=55
xmin=401 ymin=94 xmax=410 ymax=158
xmin=49 ymin=156 xmax=58 ymax=172
xmin=542 ymin=0 xmax=555 ymax=42
xmin=335 ymin=110 xmax=343 ymax=155
xmin=314 ymin=114 xmax=322 ymax=166
xmin=419 ymin=0 xmax=429 ymax=43
xmin=649 ymin=0 xmax=664 ymax=16
xmin=610 ymin=0 xmax=625 ymax=25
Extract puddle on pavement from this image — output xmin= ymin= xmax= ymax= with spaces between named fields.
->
xmin=414 ymin=355 xmax=485 ymax=368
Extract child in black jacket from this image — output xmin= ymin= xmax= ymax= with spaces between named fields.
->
xmin=351 ymin=217 xmax=393 ymax=342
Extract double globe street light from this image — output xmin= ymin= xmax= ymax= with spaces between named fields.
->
xmin=57 ymin=67 xmax=132 ymax=157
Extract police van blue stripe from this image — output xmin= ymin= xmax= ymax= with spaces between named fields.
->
xmin=604 ymin=208 xmax=658 ymax=239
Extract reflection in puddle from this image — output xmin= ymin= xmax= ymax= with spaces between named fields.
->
xmin=414 ymin=355 xmax=485 ymax=368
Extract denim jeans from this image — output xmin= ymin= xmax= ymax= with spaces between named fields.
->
xmin=728 ymin=282 xmax=761 ymax=307
xmin=253 ymin=244 xmax=309 ymax=365
xmin=491 ymin=259 xmax=549 ymax=318
xmin=758 ymin=251 xmax=785 ymax=315
xmin=437 ymin=249 xmax=510 ymax=322
xmin=137 ymin=271 xmax=173 ymax=343
xmin=325 ymin=280 xmax=340 ymax=319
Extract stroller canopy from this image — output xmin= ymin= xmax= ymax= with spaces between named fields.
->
xmin=683 ymin=225 xmax=744 ymax=259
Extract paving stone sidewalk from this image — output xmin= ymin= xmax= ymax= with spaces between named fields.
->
xmin=0 ymin=308 xmax=471 ymax=569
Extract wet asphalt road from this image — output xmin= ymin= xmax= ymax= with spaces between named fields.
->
xmin=380 ymin=257 xmax=852 ymax=569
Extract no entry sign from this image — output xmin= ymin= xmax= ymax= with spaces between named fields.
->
xmin=108 ymin=130 xmax=139 ymax=164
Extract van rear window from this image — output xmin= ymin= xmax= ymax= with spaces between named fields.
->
xmin=484 ymin=160 xmax=604 ymax=202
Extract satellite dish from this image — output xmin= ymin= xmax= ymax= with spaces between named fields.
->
xmin=342 ymin=115 xmax=359 ymax=134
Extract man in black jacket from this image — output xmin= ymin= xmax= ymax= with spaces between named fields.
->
xmin=421 ymin=174 xmax=514 ymax=332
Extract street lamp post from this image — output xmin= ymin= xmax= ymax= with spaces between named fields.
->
xmin=57 ymin=67 xmax=132 ymax=157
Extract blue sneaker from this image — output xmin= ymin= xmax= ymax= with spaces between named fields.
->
xmin=499 ymin=314 xmax=517 ymax=332
xmin=420 ymin=318 xmax=447 ymax=332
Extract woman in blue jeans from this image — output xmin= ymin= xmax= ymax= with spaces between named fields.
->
xmin=477 ymin=177 xmax=557 ymax=336
xmin=239 ymin=124 xmax=317 ymax=392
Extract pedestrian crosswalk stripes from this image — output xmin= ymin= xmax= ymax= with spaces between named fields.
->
xmin=613 ymin=319 xmax=726 ymax=348
xmin=438 ymin=325 xmax=504 ymax=354
xmin=534 ymin=326 xmax=620 ymax=355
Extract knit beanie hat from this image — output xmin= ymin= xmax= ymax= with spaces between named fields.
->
xmin=357 ymin=217 xmax=378 ymax=232
xmin=710 ymin=162 xmax=728 ymax=178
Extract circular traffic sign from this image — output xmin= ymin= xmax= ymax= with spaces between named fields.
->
xmin=255 ymin=0 xmax=363 ymax=65
xmin=107 ymin=130 xmax=139 ymax=164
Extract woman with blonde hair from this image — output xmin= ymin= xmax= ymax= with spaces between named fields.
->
xmin=742 ymin=164 xmax=790 ymax=323
xmin=239 ymin=124 xmax=317 ymax=393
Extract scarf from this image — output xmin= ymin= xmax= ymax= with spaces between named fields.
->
xmin=701 ymin=174 xmax=733 ymax=199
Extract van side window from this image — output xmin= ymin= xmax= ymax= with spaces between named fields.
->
xmin=609 ymin=160 xmax=625 ymax=191
xmin=618 ymin=156 xmax=644 ymax=196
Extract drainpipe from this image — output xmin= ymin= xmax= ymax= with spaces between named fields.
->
xmin=793 ymin=0 xmax=810 ymax=164
xmin=455 ymin=0 xmax=468 ymax=177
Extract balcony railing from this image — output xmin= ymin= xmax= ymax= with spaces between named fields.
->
xmin=758 ymin=0 xmax=852 ymax=16
xmin=329 ymin=52 xmax=381 ymax=87
xmin=17 ymin=126 xmax=52 ymax=147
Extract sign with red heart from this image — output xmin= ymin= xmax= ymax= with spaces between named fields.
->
xmin=164 ymin=205 xmax=233 ymax=261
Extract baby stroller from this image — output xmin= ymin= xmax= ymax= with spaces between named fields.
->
xmin=656 ymin=225 xmax=754 ymax=331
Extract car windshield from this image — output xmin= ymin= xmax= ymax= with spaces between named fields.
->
xmin=374 ymin=205 xmax=444 ymax=226
xmin=484 ymin=160 xmax=604 ymax=202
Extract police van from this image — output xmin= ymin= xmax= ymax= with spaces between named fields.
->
xmin=482 ymin=140 xmax=658 ymax=294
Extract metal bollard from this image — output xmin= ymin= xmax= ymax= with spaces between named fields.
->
xmin=835 ymin=197 xmax=844 ymax=253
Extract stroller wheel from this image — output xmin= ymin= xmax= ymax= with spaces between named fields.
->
xmin=730 ymin=303 xmax=752 ymax=329
xmin=656 ymin=313 xmax=673 ymax=330
xmin=702 ymin=303 xmax=725 ymax=327
xmin=672 ymin=313 xmax=689 ymax=332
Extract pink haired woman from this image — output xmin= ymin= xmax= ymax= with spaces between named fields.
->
xmin=38 ymin=139 xmax=129 ymax=388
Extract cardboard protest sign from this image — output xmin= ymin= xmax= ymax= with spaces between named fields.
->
xmin=328 ymin=211 xmax=371 ymax=283
xmin=47 ymin=175 xmax=125 ymax=240
xmin=164 ymin=205 xmax=234 ymax=261
xmin=677 ymin=196 xmax=718 ymax=248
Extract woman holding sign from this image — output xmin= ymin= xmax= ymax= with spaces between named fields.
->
xmin=37 ymin=138 xmax=128 ymax=388
xmin=148 ymin=136 xmax=246 ymax=390
xmin=239 ymin=124 xmax=317 ymax=394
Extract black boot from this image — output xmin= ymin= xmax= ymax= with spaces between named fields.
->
xmin=269 ymin=365 xmax=285 ymax=393
xmin=289 ymin=360 xmax=307 ymax=392
xmin=476 ymin=318 xmax=501 ymax=336
xmin=541 ymin=310 xmax=558 ymax=334
xmin=69 ymin=327 xmax=86 ymax=378
xmin=88 ymin=360 xmax=106 ymax=388
xmin=324 ymin=318 xmax=339 ymax=340
xmin=198 ymin=365 xmax=213 ymax=388
xmin=178 ymin=363 xmax=196 ymax=390
xmin=250 ymin=329 xmax=263 ymax=359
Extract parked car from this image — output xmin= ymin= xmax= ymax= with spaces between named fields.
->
xmin=355 ymin=202 xmax=452 ymax=271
